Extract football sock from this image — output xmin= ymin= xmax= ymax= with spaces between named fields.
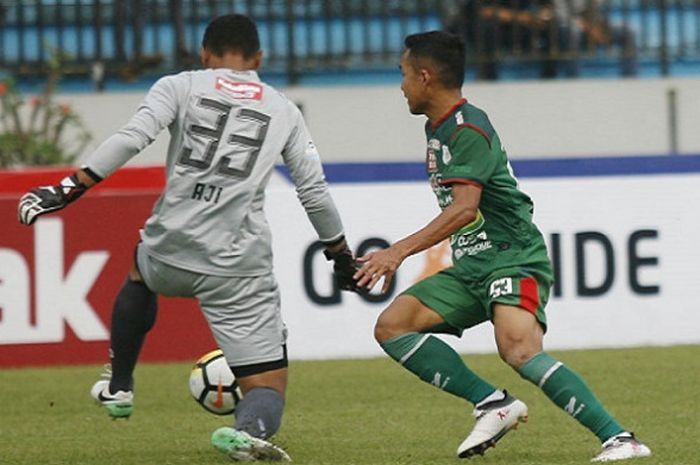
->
xmin=381 ymin=332 xmax=497 ymax=405
xmin=234 ymin=387 xmax=285 ymax=440
xmin=476 ymin=389 xmax=507 ymax=408
xmin=518 ymin=352 xmax=625 ymax=442
xmin=109 ymin=279 xmax=158 ymax=393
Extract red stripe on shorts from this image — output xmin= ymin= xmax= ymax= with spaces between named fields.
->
xmin=519 ymin=277 xmax=539 ymax=315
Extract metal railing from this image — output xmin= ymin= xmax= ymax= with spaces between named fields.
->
xmin=0 ymin=0 xmax=699 ymax=83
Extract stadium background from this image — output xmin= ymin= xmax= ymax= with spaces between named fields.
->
xmin=1 ymin=0 xmax=699 ymax=368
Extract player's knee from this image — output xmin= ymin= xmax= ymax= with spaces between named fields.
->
xmin=374 ymin=313 xmax=396 ymax=344
xmin=233 ymin=354 xmax=288 ymax=397
xmin=374 ymin=305 xmax=410 ymax=343
xmin=497 ymin=342 xmax=539 ymax=370
xmin=375 ymin=296 xmax=439 ymax=344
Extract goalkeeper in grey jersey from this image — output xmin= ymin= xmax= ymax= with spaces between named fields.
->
xmin=17 ymin=14 xmax=359 ymax=462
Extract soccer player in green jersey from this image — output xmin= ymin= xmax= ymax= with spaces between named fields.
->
xmin=353 ymin=31 xmax=651 ymax=462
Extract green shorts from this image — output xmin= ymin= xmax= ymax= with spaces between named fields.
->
xmin=403 ymin=263 xmax=552 ymax=336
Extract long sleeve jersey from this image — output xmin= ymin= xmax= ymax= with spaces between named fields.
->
xmin=85 ymin=68 xmax=344 ymax=276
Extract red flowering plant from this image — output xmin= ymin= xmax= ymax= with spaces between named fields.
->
xmin=0 ymin=51 xmax=92 ymax=168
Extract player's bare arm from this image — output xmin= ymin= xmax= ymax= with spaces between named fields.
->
xmin=354 ymin=182 xmax=481 ymax=292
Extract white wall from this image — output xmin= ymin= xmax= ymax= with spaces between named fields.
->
xmin=60 ymin=77 xmax=700 ymax=166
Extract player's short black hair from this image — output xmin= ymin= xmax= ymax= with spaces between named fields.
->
xmin=202 ymin=14 xmax=260 ymax=58
xmin=404 ymin=31 xmax=466 ymax=89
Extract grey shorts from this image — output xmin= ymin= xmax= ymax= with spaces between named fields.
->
xmin=136 ymin=246 xmax=287 ymax=368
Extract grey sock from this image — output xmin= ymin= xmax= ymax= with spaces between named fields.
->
xmin=234 ymin=387 xmax=285 ymax=439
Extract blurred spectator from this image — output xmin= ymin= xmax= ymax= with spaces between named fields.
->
xmin=444 ymin=0 xmax=558 ymax=80
xmin=170 ymin=0 xmax=190 ymax=66
xmin=112 ymin=0 xmax=192 ymax=69
xmin=444 ymin=0 xmax=637 ymax=79
xmin=563 ymin=0 xmax=638 ymax=77
xmin=113 ymin=0 xmax=147 ymax=69
xmin=91 ymin=61 xmax=106 ymax=92
xmin=132 ymin=0 xmax=147 ymax=63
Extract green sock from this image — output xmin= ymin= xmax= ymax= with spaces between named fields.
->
xmin=381 ymin=332 xmax=496 ymax=405
xmin=518 ymin=352 xmax=624 ymax=442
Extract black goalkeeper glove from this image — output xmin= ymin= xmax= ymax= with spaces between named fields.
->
xmin=324 ymin=243 xmax=365 ymax=294
xmin=17 ymin=174 xmax=89 ymax=226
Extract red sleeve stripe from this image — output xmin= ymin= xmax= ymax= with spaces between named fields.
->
xmin=455 ymin=123 xmax=491 ymax=148
xmin=438 ymin=178 xmax=483 ymax=188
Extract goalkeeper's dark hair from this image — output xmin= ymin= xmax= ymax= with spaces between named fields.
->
xmin=202 ymin=14 xmax=260 ymax=58
xmin=404 ymin=31 xmax=466 ymax=89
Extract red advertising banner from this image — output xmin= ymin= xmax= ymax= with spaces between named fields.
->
xmin=0 ymin=167 xmax=216 ymax=367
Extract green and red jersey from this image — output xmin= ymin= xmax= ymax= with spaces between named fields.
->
xmin=425 ymin=98 xmax=552 ymax=280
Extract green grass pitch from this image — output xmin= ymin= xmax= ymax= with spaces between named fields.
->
xmin=1 ymin=345 xmax=698 ymax=465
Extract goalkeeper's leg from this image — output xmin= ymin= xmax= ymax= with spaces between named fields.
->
xmin=108 ymin=273 xmax=158 ymax=393
xmin=199 ymin=274 xmax=291 ymax=461
xmin=211 ymin=367 xmax=291 ymax=461
xmin=90 ymin=259 xmax=157 ymax=417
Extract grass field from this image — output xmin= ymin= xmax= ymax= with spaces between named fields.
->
xmin=1 ymin=345 xmax=698 ymax=465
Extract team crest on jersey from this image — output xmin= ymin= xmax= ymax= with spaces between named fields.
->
xmin=455 ymin=111 xmax=464 ymax=125
xmin=305 ymin=140 xmax=320 ymax=159
xmin=215 ymin=77 xmax=263 ymax=100
xmin=442 ymin=145 xmax=452 ymax=164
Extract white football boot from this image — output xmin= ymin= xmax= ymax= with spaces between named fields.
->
xmin=591 ymin=432 xmax=651 ymax=462
xmin=211 ymin=427 xmax=291 ymax=462
xmin=90 ymin=365 xmax=134 ymax=419
xmin=457 ymin=391 xmax=528 ymax=458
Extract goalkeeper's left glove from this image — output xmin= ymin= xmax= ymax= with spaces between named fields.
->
xmin=323 ymin=239 xmax=365 ymax=294
xmin=18 ymin=174 xmax=89 ymax=226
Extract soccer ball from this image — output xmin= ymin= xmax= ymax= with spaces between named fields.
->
xmin=189 ymin=349 xmax=243 ymax=415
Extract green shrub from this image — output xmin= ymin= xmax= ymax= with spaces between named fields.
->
xmin=0 ymin=54 xmax=92 ymax=168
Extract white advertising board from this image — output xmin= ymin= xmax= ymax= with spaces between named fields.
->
xmin=266 ymin=174 xmax=700 ymax=360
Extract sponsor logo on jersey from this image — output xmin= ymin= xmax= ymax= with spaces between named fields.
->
xmin=427 ymin=150 xmax=438 ymax=173
xmin=430 ymin=174 xmax=453 ymax=207
xmin=451 ymin=218 xmax=493 ymax=260
xmin=215 ymin=77 xmax=263 ymax=100
xmin=454 ymin=238 xmax=493 ymax=260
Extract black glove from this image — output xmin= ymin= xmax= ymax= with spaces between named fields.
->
xmin=324 ymin=244 xmax=365 ymax=293
xmin=17 ymin=174 xmax=88 ymax=226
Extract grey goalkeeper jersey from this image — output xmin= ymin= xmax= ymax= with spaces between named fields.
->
xmin=85 ymin=68 xmax=344 ymax=276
